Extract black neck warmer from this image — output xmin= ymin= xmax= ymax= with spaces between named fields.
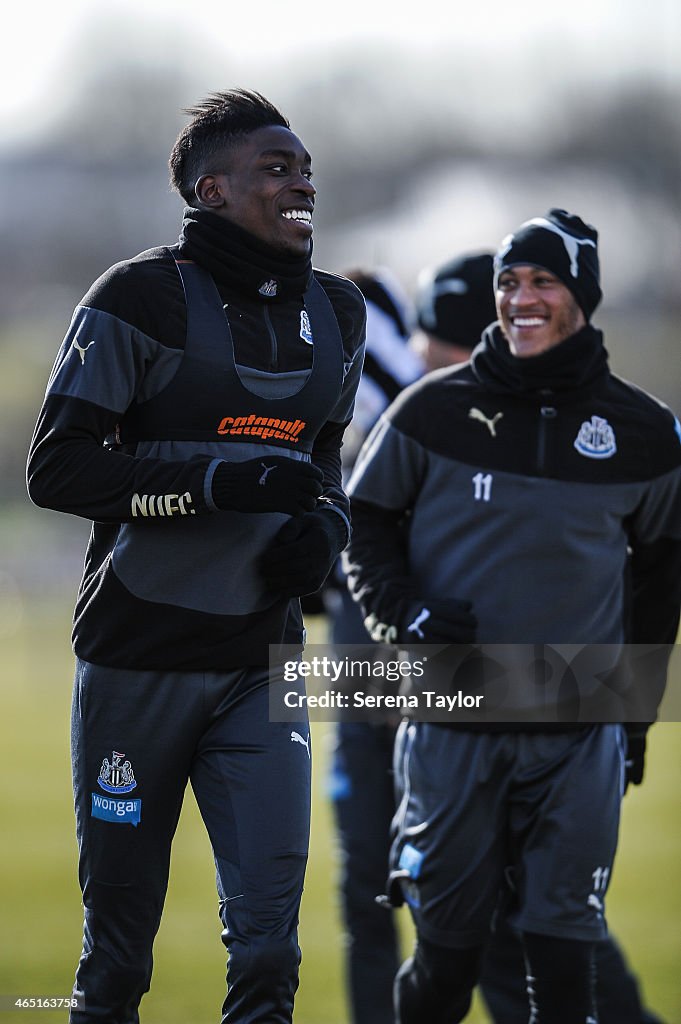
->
xmin=178 ymin=207 xmax=313 ymax=302
xmin=471 ymin=322 xmax=610 ymax=398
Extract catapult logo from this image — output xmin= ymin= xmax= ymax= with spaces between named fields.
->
xmin=217 ymin=414 xmax=306 ymax=443
xmin=91 ymin=751 xmax=141 ymax=826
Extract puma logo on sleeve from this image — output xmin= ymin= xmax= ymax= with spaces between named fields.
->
xmin=72 ymin=340 xmax=96 ymax=365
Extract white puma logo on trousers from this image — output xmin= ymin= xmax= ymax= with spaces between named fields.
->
xmin=290 ymin=731 xmax=311 ymax=758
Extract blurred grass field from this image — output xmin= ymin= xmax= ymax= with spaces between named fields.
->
xmin=1 ymin=601 xmax=679 ymax=1023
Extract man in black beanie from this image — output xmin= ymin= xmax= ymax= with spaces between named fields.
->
xmin=496 ymin=209 xmax=601 ymax=316
xmin=344 ymin=208 xmax=681 ymax=1023
xmin=411 ymin=252 xmax=497 ymax=371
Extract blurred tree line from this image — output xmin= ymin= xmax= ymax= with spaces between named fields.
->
xmin=1 ymin=64 xmax=679 ymax=321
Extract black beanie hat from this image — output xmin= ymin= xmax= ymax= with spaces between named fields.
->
xmin=493 ymin=208 xmax=602 ymax=320
xmin=415 ymin=252 xmax=497 ymax=349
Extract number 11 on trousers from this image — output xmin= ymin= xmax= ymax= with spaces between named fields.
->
xmin=473 ymin=472 xmax=493 ymax=501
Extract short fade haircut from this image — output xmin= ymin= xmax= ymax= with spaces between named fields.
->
xmin=169 ymin=88 xmax=290 ymax=205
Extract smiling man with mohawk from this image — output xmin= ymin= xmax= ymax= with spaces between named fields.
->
xmin=27 ymin=88 xmax=365 ymax=1024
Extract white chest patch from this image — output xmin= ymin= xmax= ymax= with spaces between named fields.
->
xmin=574 ymin=416 xmax=617 ymax=459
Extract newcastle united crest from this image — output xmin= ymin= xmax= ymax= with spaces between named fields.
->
xmin=574 ymin=415 xmax=617 ymax=460
xmin=98 ymin=751 xmax=137 ymax=794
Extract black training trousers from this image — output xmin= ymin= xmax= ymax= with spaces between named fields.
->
xmin=70 ymin=659 xmax=311 ymax=1024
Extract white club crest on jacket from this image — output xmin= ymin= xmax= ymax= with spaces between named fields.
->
xmin=574 ymin=415 xmax=617 ymax=459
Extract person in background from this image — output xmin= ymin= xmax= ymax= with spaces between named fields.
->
xmin=409 ymin=252 xmax=497 ymax=372
xmin=326 ymin=256 xmax=495 ymax=1024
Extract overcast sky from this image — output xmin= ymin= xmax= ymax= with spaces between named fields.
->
xmin=3 ymin=0 xmax=679 ymax=146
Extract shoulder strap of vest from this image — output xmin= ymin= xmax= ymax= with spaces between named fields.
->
xmin=306 ymin=273 xmax=343 ymax=351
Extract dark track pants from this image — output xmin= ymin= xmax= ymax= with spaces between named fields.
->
xmin=329 ymin=713 xmax=663 ymax=1024
xmin=480 ymin=913 xmax=666 ymax=1024
xmin=70 ymin=659 xmax=311 ymax=1024
xmin=329 ymin=721 xmax=400 ymax=1024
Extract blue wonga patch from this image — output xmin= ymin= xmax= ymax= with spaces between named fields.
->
xmin=91 ymin=792 xmax=142 ymax=826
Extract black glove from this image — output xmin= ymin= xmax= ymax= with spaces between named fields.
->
xmin=624 ymin=726 xmax=648 ymax=789
xmin=399 ymin=598 xmax=477 ymax=645
xmin=211 ymin=457 xmax=323 ymax=516
xmin=260 ymin=511 xmax=347 ymax=597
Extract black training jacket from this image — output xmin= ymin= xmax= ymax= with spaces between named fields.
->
xmin=345 ymin=324 xmax=681 ymax=722
xmin=27 ymin=244 xmax=366 ymax=670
